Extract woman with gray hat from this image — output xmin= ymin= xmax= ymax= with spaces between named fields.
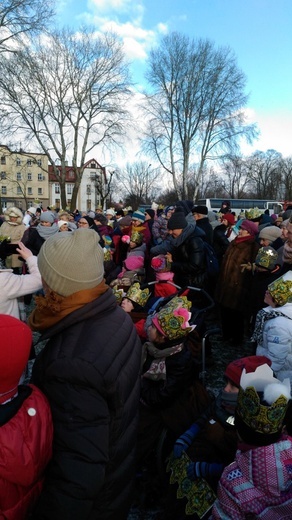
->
xmin=22 ymin=210 xmax=58 ymax=256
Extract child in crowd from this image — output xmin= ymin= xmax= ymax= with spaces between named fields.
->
xmin=117 ymin=231 xmax=146 ymax=283
xmin=0 ymin=315 xmax=53 ymax=519
xmin=211 ymin=363 xmax=292 ymax=519
xmin=137 ymin=295 xmax=211 ymax=465
xmin=150 ymin=254 xmax=179 ymax=297
xmin=165 ymin=356 xmax=271 ymax=519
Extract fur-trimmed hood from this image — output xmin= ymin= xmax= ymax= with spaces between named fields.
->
xmin=4 ymin=206 xmax=24 ymax=226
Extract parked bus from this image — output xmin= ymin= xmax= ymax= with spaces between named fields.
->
xmin=196 ymin=198 xmax=284 ymax=216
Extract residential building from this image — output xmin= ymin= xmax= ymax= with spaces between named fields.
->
xmin=49 ymin=158 xmax=107 ymax=211
xmin=0 ymin=145 xmax=49 ymax=212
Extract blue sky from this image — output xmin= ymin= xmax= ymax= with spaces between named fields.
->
xmin=56 ymin=0 xmax=292 ymax=160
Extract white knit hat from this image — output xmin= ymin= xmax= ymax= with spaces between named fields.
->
xmin=38 ymin=229 xmax=105 ymax=297
xmin=58 ymin=220 xmax=69 ymax=229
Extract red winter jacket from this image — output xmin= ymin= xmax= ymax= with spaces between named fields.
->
xmin=0 ymin=384 xmax=53 ymax=519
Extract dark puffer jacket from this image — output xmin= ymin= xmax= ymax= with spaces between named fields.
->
xmin=31 ymin=289 xmax=141 ymax=520
xmin=170 ymin=224 xmax=207 ymax=288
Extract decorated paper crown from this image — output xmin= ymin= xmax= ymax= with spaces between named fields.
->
xmin=130 ymin=231 xmax=143 ymax=245
xmin=268 ymin=271 xmax=292 ymax=306
xmin=0 ymin=235 xmax=11 ymax=243
xmin=255 ymin=246 xmax=278 ymax=270
xmin=152 ymin=296 xmax=195 ymax=341
xmin=125 ymin=283 xmax=150 ymax=307
xmin=103 ymin=235 xmax=113 ymax=247
xmin=112 ymin=286 xmax=125 ymax=304
xmin=245 ymin=207 xmax=262 ymax=220
xmin=151 ymin=254 xmax=171 ymax=273
xmin=236 ymin=364 xmax=291 ymax=437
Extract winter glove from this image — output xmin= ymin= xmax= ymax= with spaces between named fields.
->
xmin=186 ymin=461 xmax=224 ymax=481
xmin=173 ymin=414 xmax=209 ymax=459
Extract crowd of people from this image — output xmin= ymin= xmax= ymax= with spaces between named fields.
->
xmin=0 ymin=200 xmax=291 ymax=519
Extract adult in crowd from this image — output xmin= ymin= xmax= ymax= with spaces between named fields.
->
xmin=164 ymin=212 xmax=207 ymax=290
xmin=211 ymin=364 xmax=292 ymax=519
xmin=253 ymin=271 xmax=292 ymax=383
xmin=58 ymin=211 xmax=77 ymax=231
xmin=213 ymin=213 xmax=235 ymax=264
xmin=131 ymin=209 xmax=152 ymax=249
xmin=144 ymin=208 xmax=156 ymax=246
xmin=258 ymin=225 xmax=283 ymax=250
xmin=23 ymin=211 xmax=59 ymax=256
xmin=280 ymin=215 xmax=292 ymax=274
xmin=215 ymin=219 xmax=260 ymax=345
xmin=175 ymin=200 xmax=194 ymax=224
xmin=29 ymin=229 xmax=141 ymax=520
xmin=219 ymin=200 xmax=231 ymax=215
xmin=22 ymin=206 xmax=37 ymax=227
xmin=0 ymin=206 xmax=26 ymax=272
xmin=0 ymin=315 xmax=53 ymax=519
xmin=191 ymin=205 xmax=213 ymax=245
xmin=0 ymin=242 xmax=42 ymax=319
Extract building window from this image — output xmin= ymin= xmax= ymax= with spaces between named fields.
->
xmin=67 ymin=183 xmax=74 ymax=195
xmin=55 ymin=198 xmax=60 ymax=207
xmin=87 ymin=199 xmax=92 ymax=210
xmin=27 ymin=159 xmax=32 ymax=166
xmin=68 ymin=170 xmax=74 ymax=179
xmin=1 ymin=156 xmax=6 ymax=165
xmin=90 ymin=163 xmax=96 ymax=168
xmin=17 ymin=186 xmax=22 ymax=195
xmin=86 ymin=184 xmax=91 ymax=195
xmin=16 ymin=158 xmax=21 ymax=166
xmin=55 ymin=183 xmax=60 ymax=194
xmin=38 ymin=188 xmax=43 ymax=196
xmin=27 ymin=172 xmax=32 ymax=181
xmin=0 ymin=172 xmax=6 ymax=180
xmin=27 ymin=187 xmax=33 ymax=195
xmin=38 ymin=173 xmax=43 ymax=181
xmin=16 ymin=172 xmax=22 ymax=181
xmin=37 ymin=159 xmax=42 ymax=167
xmin=1 ymin=186 xmax=7 ymax=194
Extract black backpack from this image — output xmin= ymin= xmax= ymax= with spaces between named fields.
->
xmin=203 ymin=241 xmax=220 ymax=277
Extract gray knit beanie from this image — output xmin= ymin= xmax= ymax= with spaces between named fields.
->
xmin=38 ymin=228 xmax=104 ymax=297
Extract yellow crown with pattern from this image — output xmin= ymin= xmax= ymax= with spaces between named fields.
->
xmin=236 ymin=364 xmax=291 ymax=435
xmin=130 ymin=231 xmax=143 ymax=245
xmin=268 ymin=272 xmax=292 ymax=306
xmin=125 ymin=283 xmax=150 ymax=307
xmin=112 ymin=286 xmax=125 ymax=304
xmin=245 ymin=207 xmax=262 ymax=220
xmin=152 ymin=296 xmax=195 ymax=341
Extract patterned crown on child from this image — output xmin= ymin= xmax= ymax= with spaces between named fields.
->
xmin=236 ymin=364 xmax=291 ymax=436
xmin=125 ymin=283 xmax=150 ymax=307
xmin=112 ymin=286 xmax=125 ymax=304
xmin=151 ymin=255 xmax=172 ymax=273
xmin=152 ymin=295 xmax=195 ymax=341
xmin=267 ymin=271 xmax=292 ymax=306
xmin=245 ymin=207 xmax=262 ymax=220
xmin=130 ymin=231 xmax=143 ymax=245
xmin=255 ymin=246 xmax=278 ymax=270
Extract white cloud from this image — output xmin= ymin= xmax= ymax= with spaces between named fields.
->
xmin=88 ymin=0 xmax=142 ymax=15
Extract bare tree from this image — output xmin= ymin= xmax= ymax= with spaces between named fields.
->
xmin=245 ymin=149 xmax=282 ymax=199
xmin=114 ymin=161 xmax=161 ymax=208
xmin=220 ymin=154 xmax=251 ymax=198
xmin=0 ymin=0 xmax=55 ymax=53
xmin=0 ymin=27 xmax=132 ymax=209
xmin=141 ymin=32 xmax=258 ymax=200
xmin=279 ymin=156 xmax=292 ymax=201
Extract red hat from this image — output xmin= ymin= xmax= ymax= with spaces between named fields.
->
xmin=223 ymin=213 xmax=235 ymax=226
xmin=0 ymin=315 xmax=32 ymax=404
xmin=225 ymin=355 xmax=272 ymax=387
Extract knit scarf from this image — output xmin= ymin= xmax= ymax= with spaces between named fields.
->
xmin=28 ymin=279 xmax=109 ymax=332
xmin=283 ymin=241 xmax=292 ymax=264
xmin=36 ymin=222 xmax=59 ymax=240
xmin=142 ymin=341 xmax=184 ymax=380
xmin=250 ymin=307 xmax=292 ymax=343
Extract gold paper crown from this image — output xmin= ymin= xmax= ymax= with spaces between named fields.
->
xmin=236 ymin=386 xmax=289 ymax=435
xmin=125 ymin=283 xmax=150 ymax=307
xmin=245 ymin=207 xmax=262 ymax=220
xmin=130 ymin=231 xmax=143 ymax=245
xmin=236 ymin=364 xmax=290 ymax=435
xmin=255 ymin=246 xmax=278 ymax=270
xmin=268 ymin=274 xmax=292 ymax=306
xmin=112 ymin=286 xmax=125 ymax=304
xmin=152 ymin=296 xmax=194 ymax=341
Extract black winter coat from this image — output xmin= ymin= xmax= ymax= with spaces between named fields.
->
xmin=31 ymin=289 xmax=141 ymax=520
xmin=170 ymin=224 xmax=207 ymax=288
